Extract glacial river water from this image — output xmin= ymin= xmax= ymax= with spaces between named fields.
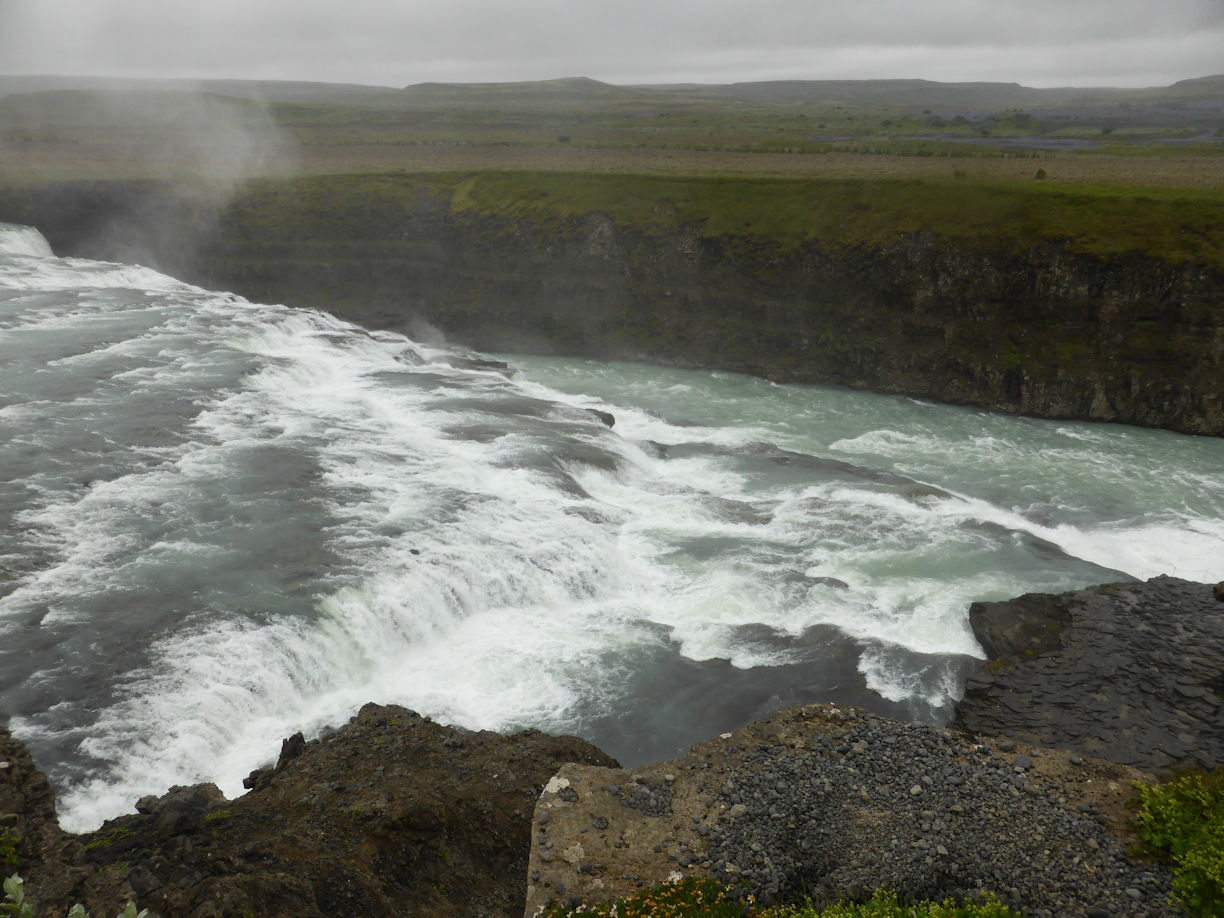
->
xmin=2 ymin=223 xmax=1222 ymax=832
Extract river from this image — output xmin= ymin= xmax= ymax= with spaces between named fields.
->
xmin=2 ymin=223 xmax=1221 ymax=832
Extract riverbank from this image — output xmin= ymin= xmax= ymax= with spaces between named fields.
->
xmin=2 ymin=576 xmax=1219 ymax=917
xmin=1 ymin=171 xmax=1223 ymax=435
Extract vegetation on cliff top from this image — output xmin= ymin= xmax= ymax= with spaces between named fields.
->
xmin=223 ymin=169 xmax=1224 ymax=270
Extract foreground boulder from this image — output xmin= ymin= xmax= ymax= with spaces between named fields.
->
xmin=955 ymin=575 xmax=1224 ymax=772
xmin=525 ymin=704 xmax=1176 ymax=917
xmin=13 ymin=704 xmax=616 ymax=917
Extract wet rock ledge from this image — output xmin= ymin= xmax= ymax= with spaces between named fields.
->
xmin=955 ymin=574 xmax=1224 ymax=773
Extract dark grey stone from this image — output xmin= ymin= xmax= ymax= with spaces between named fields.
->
xmin=956 ymin=576 xmax=1224 ymax=773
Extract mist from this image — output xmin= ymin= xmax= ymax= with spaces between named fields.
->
xmin=0 ymin=84 xmax=294 ymax=272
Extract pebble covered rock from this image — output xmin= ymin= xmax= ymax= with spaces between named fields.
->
xmin=526 ymin=705 xmax=1178 ymax=917
xmin=704 ymin=712 xmax=1175 ymax=916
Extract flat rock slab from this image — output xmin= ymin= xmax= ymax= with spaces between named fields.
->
xmin=525 ymin=704 xmax=1176 ymax=917
xmin=956 ymin=575 xmax=1224 ymax=772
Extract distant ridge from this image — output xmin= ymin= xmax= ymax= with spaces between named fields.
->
xmin=397 ymin=74 xmax=1224 ymax=109
xmin=403 ymin=76 xmax=626 ymax=98
xmin=3 ymin=72 xmax=1222 ymax=112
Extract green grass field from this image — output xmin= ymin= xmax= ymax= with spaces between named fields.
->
xmin=221 ymin=169 xmax=1224 ymax=271
xmin=1 ymin=75 xmax=1222 ymax=187
xmin=2 ymin=75 xmax=1223 ymax=269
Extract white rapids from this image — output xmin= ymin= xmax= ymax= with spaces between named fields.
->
xmin=1 ymin=223 xmax=1221 ymax=832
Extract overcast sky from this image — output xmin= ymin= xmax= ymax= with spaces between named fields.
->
xmin=2 ymin=0 xmax=1223 ymax=89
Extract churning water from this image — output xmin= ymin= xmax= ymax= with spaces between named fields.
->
xmin=2 ymin=223 xmax=1222 ymax=832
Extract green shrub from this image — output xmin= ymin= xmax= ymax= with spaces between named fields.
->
xmin=534 ymin=876 xmax=755 ymax=917
xmin=2 ymin=874 xmax=147 ymax=918
xmin=1132 ymin=771 xmax=1224 ymax=916
xmin=2 ymin=874 xmax=32 ymax=918
xmin=769 ymin=889 xmax=1015 ymax=917
xmin=534 ymin=879 xmax=1017 ymax=918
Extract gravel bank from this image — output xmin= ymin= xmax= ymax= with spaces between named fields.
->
xmin=527 ymin=705 xmax=1177 ymax=917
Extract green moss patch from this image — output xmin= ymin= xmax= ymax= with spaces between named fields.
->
xmin=772 ymin=889 xmax=1016 ymax=917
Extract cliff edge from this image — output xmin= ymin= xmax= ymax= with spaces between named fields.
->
xmin=1 ymin=173 xmax=1221 ymax=436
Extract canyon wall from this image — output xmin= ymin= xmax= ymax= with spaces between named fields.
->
xmin=3 ymin=175 xmax=1221 ymax=435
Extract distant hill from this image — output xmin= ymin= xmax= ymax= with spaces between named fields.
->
xmin=4 ymin=72 xmax=1222 ymax=114
xmin=401 ymin=76 xmax=637 ymax=106
xmin=399 ymin=74 xmax=1224 ymax=110
xmin=405 ymin=76 xmax=621 ymax=95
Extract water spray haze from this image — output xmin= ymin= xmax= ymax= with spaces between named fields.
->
xmin=0 ymin=80 xmax=295 ymax=271
xmin=111 ymin=87 xmax=293 ymax=190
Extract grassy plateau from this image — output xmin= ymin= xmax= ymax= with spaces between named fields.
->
xmin=2 ymin=73 xmax=1221 ymax=272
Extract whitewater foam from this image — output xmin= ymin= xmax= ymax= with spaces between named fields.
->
xmin=4 ymin=240 xmax=1224 ymax=832
xmin=0 ymin=224 xmax=55 ymax=258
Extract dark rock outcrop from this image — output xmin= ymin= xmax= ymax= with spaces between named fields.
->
xmin=1 ymin=178 xmax=1221 ymax=435
xmin=8 ymin=704 xmax=616 ymax=918
xmin=955 ymin=575 xmax=1224 ymax=772
xmin=583 ymin=408 xmax=615 ymax=428
xmin=968 ymin=592 xmax=1072 ymax=659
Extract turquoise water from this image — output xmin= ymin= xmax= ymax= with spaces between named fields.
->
xmin=1 ymin=223 xmax=1221 ymax=831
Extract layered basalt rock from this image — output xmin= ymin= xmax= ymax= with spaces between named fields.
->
xmin=955 ymin=575 xmax=1224 ymax=773
xmin=1 ymin=178 xmax=1221 ymax=435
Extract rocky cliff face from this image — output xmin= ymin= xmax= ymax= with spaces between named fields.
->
xmin=3 ymin=705 xmax=616 ymax=917
xmin=2 ymin=178 xmax=1222 ymax=435
xmin=0 ymin=703 xmax=1182 ymax=918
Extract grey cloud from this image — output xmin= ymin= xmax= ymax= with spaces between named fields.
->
xmin=1 ymin=0 xmax=1221 ymax=87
